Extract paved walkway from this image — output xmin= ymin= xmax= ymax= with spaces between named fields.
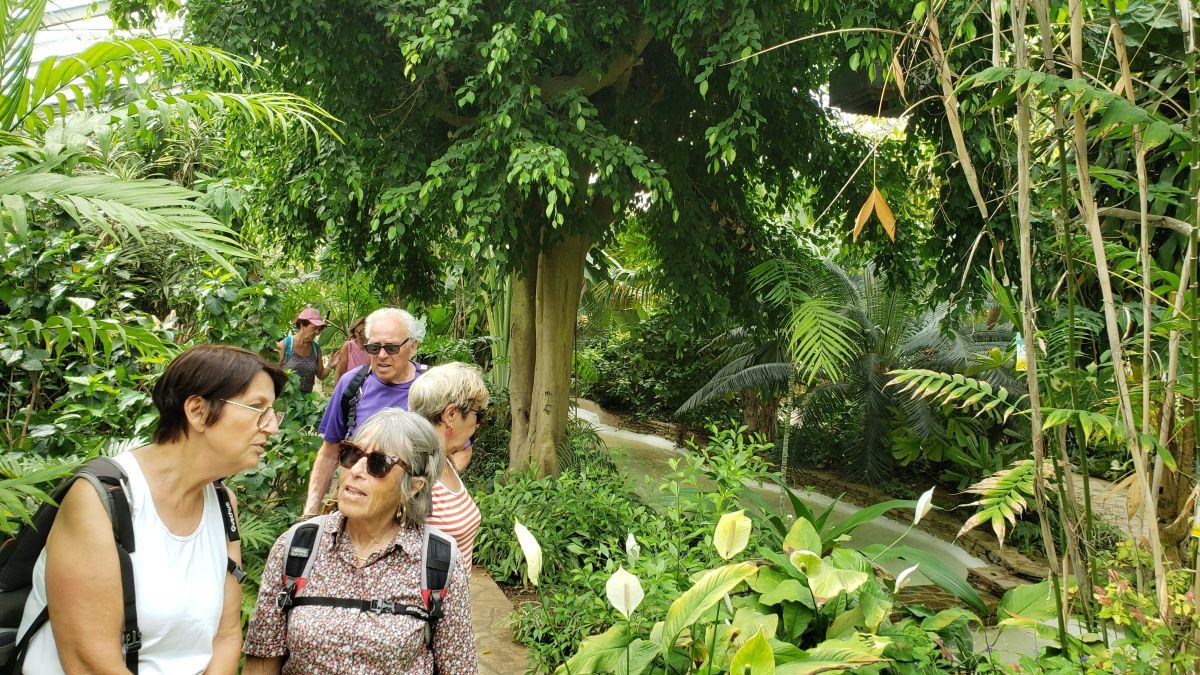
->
xmin=470 ymin=565 xmax=529 ymax=674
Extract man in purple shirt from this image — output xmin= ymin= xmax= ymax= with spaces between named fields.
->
xmin=303 ymin=307 xmax=427 ymax=516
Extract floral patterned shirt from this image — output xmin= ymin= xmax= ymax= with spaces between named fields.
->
xmin=244 ymin=512 xmax=478 ymax=674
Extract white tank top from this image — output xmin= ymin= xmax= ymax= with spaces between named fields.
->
xmin=16 ymin=452 xmax=228 ymax=674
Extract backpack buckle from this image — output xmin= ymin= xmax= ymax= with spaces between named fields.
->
xmin=122 ymin=628 xmax=142 ymax=652
xmin=368 ymin=598 xmax=396 ymax=614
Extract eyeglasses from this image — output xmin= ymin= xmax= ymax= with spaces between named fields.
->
xmin=338 ymin=440 xmax=407 ymax=479
xmin=364 ymin=338 xmax=413 ymax=355
xmin=464 ymin=406 xmax=485 ymax=426
xmin=220 ymin=399 xmax=285 ymax=430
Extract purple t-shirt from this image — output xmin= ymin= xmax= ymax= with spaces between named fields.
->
xmin=318 ymin=364 xmax=427 ymax=442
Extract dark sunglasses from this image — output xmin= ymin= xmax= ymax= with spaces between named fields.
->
xmin=338 ymin=441 xmax=407 ymax=478
xmin=364 ymin=338 xmax=413 ymax=355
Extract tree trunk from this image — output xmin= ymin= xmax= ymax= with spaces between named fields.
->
xmin=508 ymin=239 xmax=539 ymax=469
xmin=524 ymin=232 xmax=592 ymax=476
xmin=741 ymin=389 xmax=780 ymax=442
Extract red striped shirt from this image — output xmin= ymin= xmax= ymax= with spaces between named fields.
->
xmin=428 ymin=470 xmax=481 ymax=564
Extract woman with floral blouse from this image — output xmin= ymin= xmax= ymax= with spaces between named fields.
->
xmin=242 ymin=409 xmax=477 ymax=674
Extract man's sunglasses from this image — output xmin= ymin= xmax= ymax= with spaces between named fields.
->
xmin=338 ymin=441 xmax=408 ymax=478
xmin=364 ymin=338 xmax=413 ymax=355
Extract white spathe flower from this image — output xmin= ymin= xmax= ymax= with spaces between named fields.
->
xmin=605 ymin=566 xmax=645 ymax=619
xmin=913 ymin=488 xmax=935 ymax=526
xmin=789 ymin=549 xmax=822 ymax=574
xmin=894 ymin=564 xmax=920 ymax=593
xmin=625 ymin=533 xmax=641 ymax=564
xmin=513 ymin=519 xmax=542 ymax=587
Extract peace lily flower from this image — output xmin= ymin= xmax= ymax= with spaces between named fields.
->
xmin=894 ymin=564 xmax=920 ymax=593
xmin=913 ymin=488 xmax=935 ymax=526
xmin=513 ymin=519 xmax=542 ymax=587
xmin=625 ymin=533 xmax=641 ymax=564
xmin=605 ymin=566 xmax=645 ymax=619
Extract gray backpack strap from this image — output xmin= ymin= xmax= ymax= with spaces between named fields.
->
xmin=276 ymin=515 xmax=329 ymax=613
xmin=420 ymin=525 xmax=458 ymax=651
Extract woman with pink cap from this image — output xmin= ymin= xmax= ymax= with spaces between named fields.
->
xmin=276 ymin=307 xmax=330 ymax=393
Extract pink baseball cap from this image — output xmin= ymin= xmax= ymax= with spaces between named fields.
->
xmin=295 ymin=307 xmax=327 ymax=327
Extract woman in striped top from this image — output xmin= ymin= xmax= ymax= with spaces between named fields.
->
xmin=408 ymin=362 xmax=488 ymax=564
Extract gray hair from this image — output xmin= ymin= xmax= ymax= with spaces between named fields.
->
xmin=409 ymin=362 xmax=489 ymax=425
xmin=365 ymin=307 xmax=426 ymax=343
xmin=349 ymin=408 xmax=443 ymax=527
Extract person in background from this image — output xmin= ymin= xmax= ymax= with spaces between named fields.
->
xmin=302 ymin=307 xmax=427 ymax=517
xmin=408 ymin=362 xmax=487 ymax=565
xmin=331 ymin=316 xmax=369 ymax=383
xmin=276 ymin=307 xmax=329 ymax=394
xmin=243 ymin=409 xmax=477 ymax=674
xmin=16 ymin=345 xmax=285 ymax=674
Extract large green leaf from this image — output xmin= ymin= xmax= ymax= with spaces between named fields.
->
xmin=997 ymin=579 xmax=1059 ymax=622
xmin=806 ymin=563 xmax=867 ymax=605
xmin=782 ymin=516 xmax=822 ymax=554
xmin=557 ymin=624 xmax=659 ymax=675
xmin=730 ymin=629 xmax=775 ymax=675
xmin=864 ymin=545 xmax=987 ymax=614
xmin=659 ymin=562 xmax=758 ymax=656
xmin=821 ymin=499 xmax=915 ymax=544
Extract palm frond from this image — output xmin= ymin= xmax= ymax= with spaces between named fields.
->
xmin=103 ymin=92 xmax=340 ymax=143
xmin=675 ymin=357 xmax=792 ymax=415
xmin=0 ymin=172 xmax=249 ymax=272
xmin=957 ymin=460 xmax=1053 ymax=546
xmin=0 ymin=0 xmax=45 ymax=129
xmin=888 ymin=368 xmax=1028 ymax=422
xmin=785 ymin=298 xmax=859 ymax=383
xmin=9 ymin=37 xmax=248 ymax=133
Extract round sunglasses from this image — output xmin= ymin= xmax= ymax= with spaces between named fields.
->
xmin=338 ymin=441 xmax=408 ymax=479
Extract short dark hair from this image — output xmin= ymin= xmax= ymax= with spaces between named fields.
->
xmin=151 ymin=344 xmax=286 ymax=444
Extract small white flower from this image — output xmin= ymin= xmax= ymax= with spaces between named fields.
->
xmin=894 ymin=564 xmax=920 ymax=593
xmin=605 ymin=566 xmax=644 ymax=619
xmin=625 ymin=533 xmax=641 ymax=564
xmin=913 ymin=488 xmax=935 ymax=526
xmin=513 ymin=519 xmax=542 ymax=587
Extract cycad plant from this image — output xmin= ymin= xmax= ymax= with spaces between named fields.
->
xmin=681 ymin=257 xmax=1011 ymax=485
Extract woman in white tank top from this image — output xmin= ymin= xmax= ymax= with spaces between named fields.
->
xmin=407 ymin=362 xmax=488 ymax=564
xmin=14 ymin=345 xmax=287 ymax=674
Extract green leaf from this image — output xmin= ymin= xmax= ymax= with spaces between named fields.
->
xmin=782 ymin=517 xmax=821 ymax=555
xmin=730 ymin=629 xmax=775 ymax=675
xmin=998 ymin=579 xmax=1059 ymax=622
xmin=866 ymin=545 xmax=987 ymax=614
xmin=921 ymin=607 xmax=982 ymax=632
xmin=806 ymin=564 xmax=867 ymax=605
xmin=822 ymin=499 xmax=915 ymax=544
xmin=558 ymin=624 xmax=658 ymax=674
xmin=660 ymin=562 xmax=758 ymax=656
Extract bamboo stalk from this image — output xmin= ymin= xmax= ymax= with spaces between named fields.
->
xmin=1104 ymin=3 xmax=1153 ymax=455
xmin=926 ymin=10 xmax=991 ymax=220
xmin=1011 ymin=0 xmax=1070 ymax=647
xmin=1068 ymin=0 xmax=1169 ymax=616
xmin=1031 ymin=0 xmax=1103 ymax=634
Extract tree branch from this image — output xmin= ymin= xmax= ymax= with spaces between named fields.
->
xmin=434 ymin=22 xmax=653 ymax=128
xmin=536 ymin=22 xmax=653 ymax=100
xmin=1097 ymin=206 xmax=1196 ymax=236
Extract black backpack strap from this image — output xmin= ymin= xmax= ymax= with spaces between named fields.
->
xmin=340 ymin=367 xmax=372 ymax=435
xmin=7 ymin=458 xmax=140 ymax=673
xmin=287 ymin=596 xmax=433 ymax=619
xmin=212 ymin=481 xmax=246 ymax=583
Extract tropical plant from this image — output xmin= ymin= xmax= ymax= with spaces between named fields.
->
xmin=682 ymin=259 xmax=1013 ymax=484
